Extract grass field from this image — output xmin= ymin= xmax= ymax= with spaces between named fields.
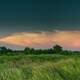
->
xmin=0 ymin=54 xmax=80 ymax=80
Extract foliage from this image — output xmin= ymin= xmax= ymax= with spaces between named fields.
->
xmin=0 ymin=54 xmax=79 ymax=80
xmin=0 ymin=45 xmax=80 ymax=55
xmin=53 ymin=45 xmax=63 ymax=53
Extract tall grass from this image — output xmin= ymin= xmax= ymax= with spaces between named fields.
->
xmin=0 ymin=54 xmax=79 ymax=80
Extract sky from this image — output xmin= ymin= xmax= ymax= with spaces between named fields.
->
xmin=0 ymin=0 xmax=80 ymax=50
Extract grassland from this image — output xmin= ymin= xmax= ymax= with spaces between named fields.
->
xmin=0 ymin=54 xmax=80 ymax=80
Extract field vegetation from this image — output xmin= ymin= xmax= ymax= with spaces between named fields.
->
xmin=0 ymin=45 xmax=79 ymax=80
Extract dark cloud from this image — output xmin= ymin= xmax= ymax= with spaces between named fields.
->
xmin=0 ymin=0 xmax=80 ymax=35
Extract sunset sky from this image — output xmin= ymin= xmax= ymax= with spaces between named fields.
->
xmin=0 ymin=0 xmax=80 ymax=50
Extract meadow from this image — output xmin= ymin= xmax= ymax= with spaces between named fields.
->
xmin=0 ymin=54 xmax=80 ymax=80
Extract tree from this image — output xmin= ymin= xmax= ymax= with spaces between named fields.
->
xmin=24 ymin=47 xmax=30 ymax=54
xmin=0 ymin=46 xmax=7 ymax=54
xmin=24 ymin=47 xmax=35 ymax=54
xmin=53 ymin=45 xmax=63 ymax=53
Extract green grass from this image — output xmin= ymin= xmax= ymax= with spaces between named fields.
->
xmin=0 ymin=54 xmax=80 ymax=80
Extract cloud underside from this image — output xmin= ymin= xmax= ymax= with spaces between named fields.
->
xmin=0 ymin=31 xmax=80 ymax=50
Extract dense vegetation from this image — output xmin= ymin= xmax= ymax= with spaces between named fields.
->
xmin=0 ymin=45 xmax=80 ymax=55
xmin=0 ymin=45 xmax=80 ymax=80
xmin=0 ymin=54 xmax=79 ymax=80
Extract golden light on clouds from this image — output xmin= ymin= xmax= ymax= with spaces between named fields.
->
xmin=0 ymin=31 xmax=80 ymax=49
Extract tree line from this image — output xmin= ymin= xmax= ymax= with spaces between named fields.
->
xmin=0 ymin=45 xmax=79 ymax=55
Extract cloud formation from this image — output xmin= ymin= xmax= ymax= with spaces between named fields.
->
xmin=0 ymin=31 xmax=80 ymax=50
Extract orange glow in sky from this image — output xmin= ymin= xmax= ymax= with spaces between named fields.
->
xmin=0 ymin=31 xmax=80 ymax=50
